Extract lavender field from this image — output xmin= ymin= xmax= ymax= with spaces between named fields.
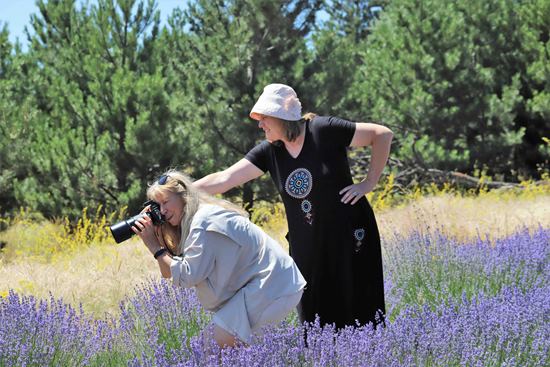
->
xmin=1 ymin=227 xmax=548 ymax=366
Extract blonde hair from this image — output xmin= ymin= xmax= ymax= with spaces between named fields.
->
xmin=146 ymin=169 xmax=247 ymax=256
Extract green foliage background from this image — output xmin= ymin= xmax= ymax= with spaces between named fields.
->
xmin=0 ymin=0 xmax=548 ymax=219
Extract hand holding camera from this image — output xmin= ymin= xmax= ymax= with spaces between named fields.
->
xmin=109 ymin=201 xmax=165 ymax=243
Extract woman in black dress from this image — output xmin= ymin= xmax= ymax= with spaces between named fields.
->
xmin=194 ymin=84 xmax=393 ymax=329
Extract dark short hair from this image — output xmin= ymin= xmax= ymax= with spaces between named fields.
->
xmin=281 ymin=113 xmax=317 ymax=142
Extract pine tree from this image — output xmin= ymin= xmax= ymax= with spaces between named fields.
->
xmin=0 ymin=24 xmax=39 ymax=214
xmin=165 ymin=0 xmax=322 ymax=208
xmin=304 ymin=0 xmax=387 ymax=117
xmin=353 ymin=0 xmax=549 ymax=179
xmin=17 ymin=0 xmax=180 ymax=217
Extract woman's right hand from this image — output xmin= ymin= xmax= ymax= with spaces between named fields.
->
xmin=131 ymin=206 xmax=162 ymax=253
xmin=132 ymin=206 xmax=172 ymax=278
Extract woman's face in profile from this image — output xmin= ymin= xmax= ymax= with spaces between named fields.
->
xmin=154 ymin=191 xmax=185 ymax=226
xmin=257 ymin=115 xmax=285 ymax=143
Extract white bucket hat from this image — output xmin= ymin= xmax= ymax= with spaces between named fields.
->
xmin=250 ymin=83 xmax=302 ymax=121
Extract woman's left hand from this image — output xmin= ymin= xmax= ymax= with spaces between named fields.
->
xmin=339 ymin=180 xmax=374 ymax=205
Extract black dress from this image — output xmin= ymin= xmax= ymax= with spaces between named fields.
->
xmin=245 ymin=116 xmax=385 ymax=329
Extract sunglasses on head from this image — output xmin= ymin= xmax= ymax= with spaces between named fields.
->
xmin=157 ymin=174 xmax=186 ymax=189
xmin=158 ymin=174 xmax=170 ymax=185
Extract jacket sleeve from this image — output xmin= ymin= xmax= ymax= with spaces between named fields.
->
xmin=170 ymin=228 xmax=215 ymax=288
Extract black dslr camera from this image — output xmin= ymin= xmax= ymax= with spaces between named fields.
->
xmin=109 ymin=200 xmax=165 ymax=243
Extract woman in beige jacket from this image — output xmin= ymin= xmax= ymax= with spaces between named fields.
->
xmin=131 ymin=169 xmax=306 ymax=348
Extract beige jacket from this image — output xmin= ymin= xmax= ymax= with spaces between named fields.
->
xmin=170 ymin=204 xmax=306 ymax=339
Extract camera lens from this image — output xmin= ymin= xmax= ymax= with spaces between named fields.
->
xmin=109 ymin=201 xmax=164 ymax=244
xmin=109 ymin=213 xmax=146 ymax=244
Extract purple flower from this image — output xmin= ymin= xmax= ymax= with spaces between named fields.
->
xmin=1 ymin=227 xmax=547 ymax=366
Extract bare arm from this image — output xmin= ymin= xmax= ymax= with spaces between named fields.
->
xmin=340 ymin=122 xmax=394 ymax=204
xmin=193 ymin=158 xmax=264 ymax=195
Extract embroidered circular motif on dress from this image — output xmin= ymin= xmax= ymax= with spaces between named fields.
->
xmin=354 ymin=228 xmax=365 ymax=241
xmin=285 ymin=168 xmax=313 ymax=199
xmin=301 ymin=199 xmax=312 ymax=213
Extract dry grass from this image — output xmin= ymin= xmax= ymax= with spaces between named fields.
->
xmin=376 ymin=193 xmax=550 ymax=242
xmin=254 ymin=192 xmax=550 ymax=248
xmin=0 ymin=239 xmax=159 ymax=318
xmin=1 ymin=192 xmax=548 ymax=319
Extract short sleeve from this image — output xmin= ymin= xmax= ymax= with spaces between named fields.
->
xmin=314 ymin=116 xmax=356 ymax=147
xmin=244 ymin=141 xmax=271 ymax=172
